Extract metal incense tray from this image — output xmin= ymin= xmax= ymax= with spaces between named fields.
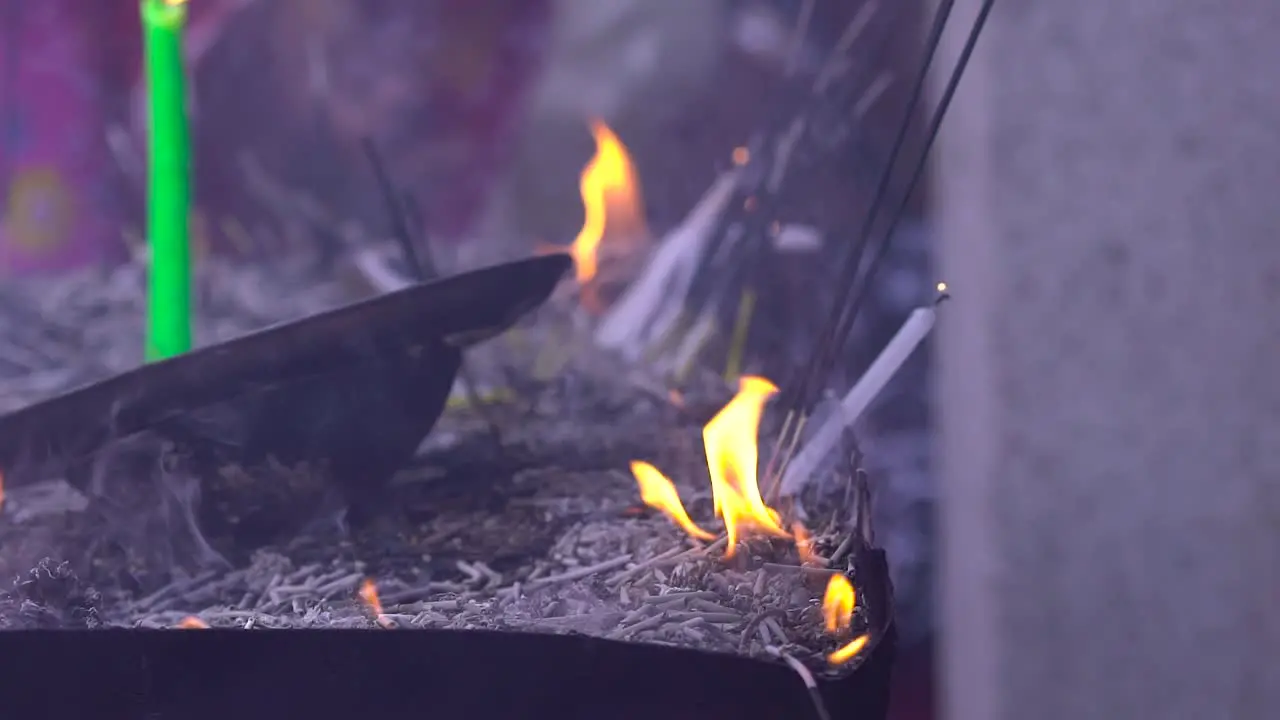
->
xmin=0 ymin=255 xmax=571 ymax=538
xmin=0 ymin=547 xmax=894 ymax=720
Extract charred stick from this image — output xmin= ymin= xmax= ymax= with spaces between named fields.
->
xmin=671 ymin=0 xmax=832 ymax=355
xmin=775 ymin=1 xmax=992 ymax=506
xmin=360 ymin=138 xmax=431 ymax=279
xmin=810 ymin=0 xmax=995 ymax=396
xmin=782 ymin=0 xmax=958 ymax=417
xmin=361 ymin=138 xmax=500 ymax=442
xmin=767 ymin=646 xmax=834 ymax=720
xmin=680 ymin=2 xmax=895 ymax=378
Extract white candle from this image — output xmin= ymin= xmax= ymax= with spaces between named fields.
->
xmin=780 ymin=305 xmax=938 ymax=496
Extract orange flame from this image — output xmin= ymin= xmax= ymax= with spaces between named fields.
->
xmin=176 ymin=616 xmax=209 ymax=629
xmin=359 ymin=578 xmax=394 ymax=628
xmin=630 ymin=461 xmax=716 ymax=541
xmin=828 ymin=633 xmax=870 ymax=665
xmin=627 ymin=375 xmax=789 ymax=558
xmin=704 ymin=376 xmax=789 ymax=556
xmin=822 ymin=574 xmax=856 ymax=633
xmin=823 ymin=575 xmax=870 ymax=664
xmin=569 ymin=120 xmax=644 ymax=286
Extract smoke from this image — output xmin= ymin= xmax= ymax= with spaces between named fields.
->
xmin=83 ymin=433 xmax=230 ymax=586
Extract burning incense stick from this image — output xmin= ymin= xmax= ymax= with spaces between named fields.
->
xmin=141 ymin=0 xmax=193 ymax=360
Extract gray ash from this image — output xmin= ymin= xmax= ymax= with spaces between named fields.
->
xmin=0 ymin=559 xmax=102 ymax=629
xmin=0 ymin=260 xmax=887 ymax=677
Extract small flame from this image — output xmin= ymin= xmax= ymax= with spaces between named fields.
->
xmin=793 ymin=522 xmax=818 ymax=565
xmin=176 ymin=616 xmax=209 ymax=629
xmin=630 ymin=461 xmax=716 ymax=541
xmin=359 ymin=578 xmax=394 ymax=628
xmin=822 ymin=574 xmax=856 ymax=633
xmin=704 ymin=376 xmax=789 ymax=556
xmin=828 ymin=633 xmax=870 ymax=666
xmin=569 ymin=120 xmax=644 ymax=287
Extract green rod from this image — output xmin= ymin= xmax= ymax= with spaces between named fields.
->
xmin=141 ymin=0 xmax=192 ymax=361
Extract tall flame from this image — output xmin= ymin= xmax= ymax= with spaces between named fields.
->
xmin=630 ymin=461 xmax=716 ymax=541
xmin=569 ymin=120 xmax=644 ymax=286
xmin=626 ymin=375 xmax=789 ymax=558
xmin=703 ymin=376 xmax=789 ymax=556
xmin=624 ymin=376 xmax=876 ymax=662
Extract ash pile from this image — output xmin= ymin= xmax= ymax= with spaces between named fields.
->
xmin=0 ymin=0 xmax=959 ymax=684
xmin=0 ymin=253 xmax=884 ymax=673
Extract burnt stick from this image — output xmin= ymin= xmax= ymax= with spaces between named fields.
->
xmin=361 ymin=138 xmax=499 ymax=442
xmin=678 ymin=2 xmax=895 ymax=375
xmin=768 ymin=0 xmax=994 ymax=502
xmin=783 ymin=0 xmax=993 ymax=420
xmin=781 ymin=0 xmax=958 ymax=417
xmin=811 ymin=0 xmax=996 ymax=400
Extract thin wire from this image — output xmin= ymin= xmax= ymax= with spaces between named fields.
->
xmin=783 ymin=0 xmax=957 ymax=415
xmin=765 ymin=0 xmax=996 ymax=500
xmin=811 ymin=0 xmax=996 ymax=398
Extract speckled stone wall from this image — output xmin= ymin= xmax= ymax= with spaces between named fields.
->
xmin=932 ymin=1 xmax=1280 ymax=718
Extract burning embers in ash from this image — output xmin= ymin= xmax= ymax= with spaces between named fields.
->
xmin=359 ymin=577 xmax=394 ymax=628
xmin=628 ymin=376 xmax=871 ymax=665
xmin=822 ymin=575 xmax=868 ymax=665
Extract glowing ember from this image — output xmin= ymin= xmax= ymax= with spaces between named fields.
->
xmin=359 ymin=578 xmax=394 ymax=628
xmin=630 ymin=461 xmax=716 ymax=541
xmin=822 ymin=574 xmax=856 ymax=633
xmin=793 ymin=522 xmax=818 ymax=565
xmin=704 ymin=376 xmax=789 ymax=556
xmin=827 ymin=633 xmax=870 ymax=666
xmin=569 ymin=120 xmax=644 ymax=288
xmin=176 ymin=616 xmax=209 ymax=629
xmin=0 ymin=468 xmax=6 ymax=510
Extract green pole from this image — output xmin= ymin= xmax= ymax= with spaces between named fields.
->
xmin=141 ymin=0 xmax=192 ymax=361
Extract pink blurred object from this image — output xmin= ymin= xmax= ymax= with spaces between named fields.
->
xmin=413 ymin=0 xmax=553 ymax=241
xmin=1 ymin=0 xmax=547 ymax=274
xmin=0 ymin=0 xmax=247 ymax=275
xmin=0 ymin=0 xmax=123 ymax=275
